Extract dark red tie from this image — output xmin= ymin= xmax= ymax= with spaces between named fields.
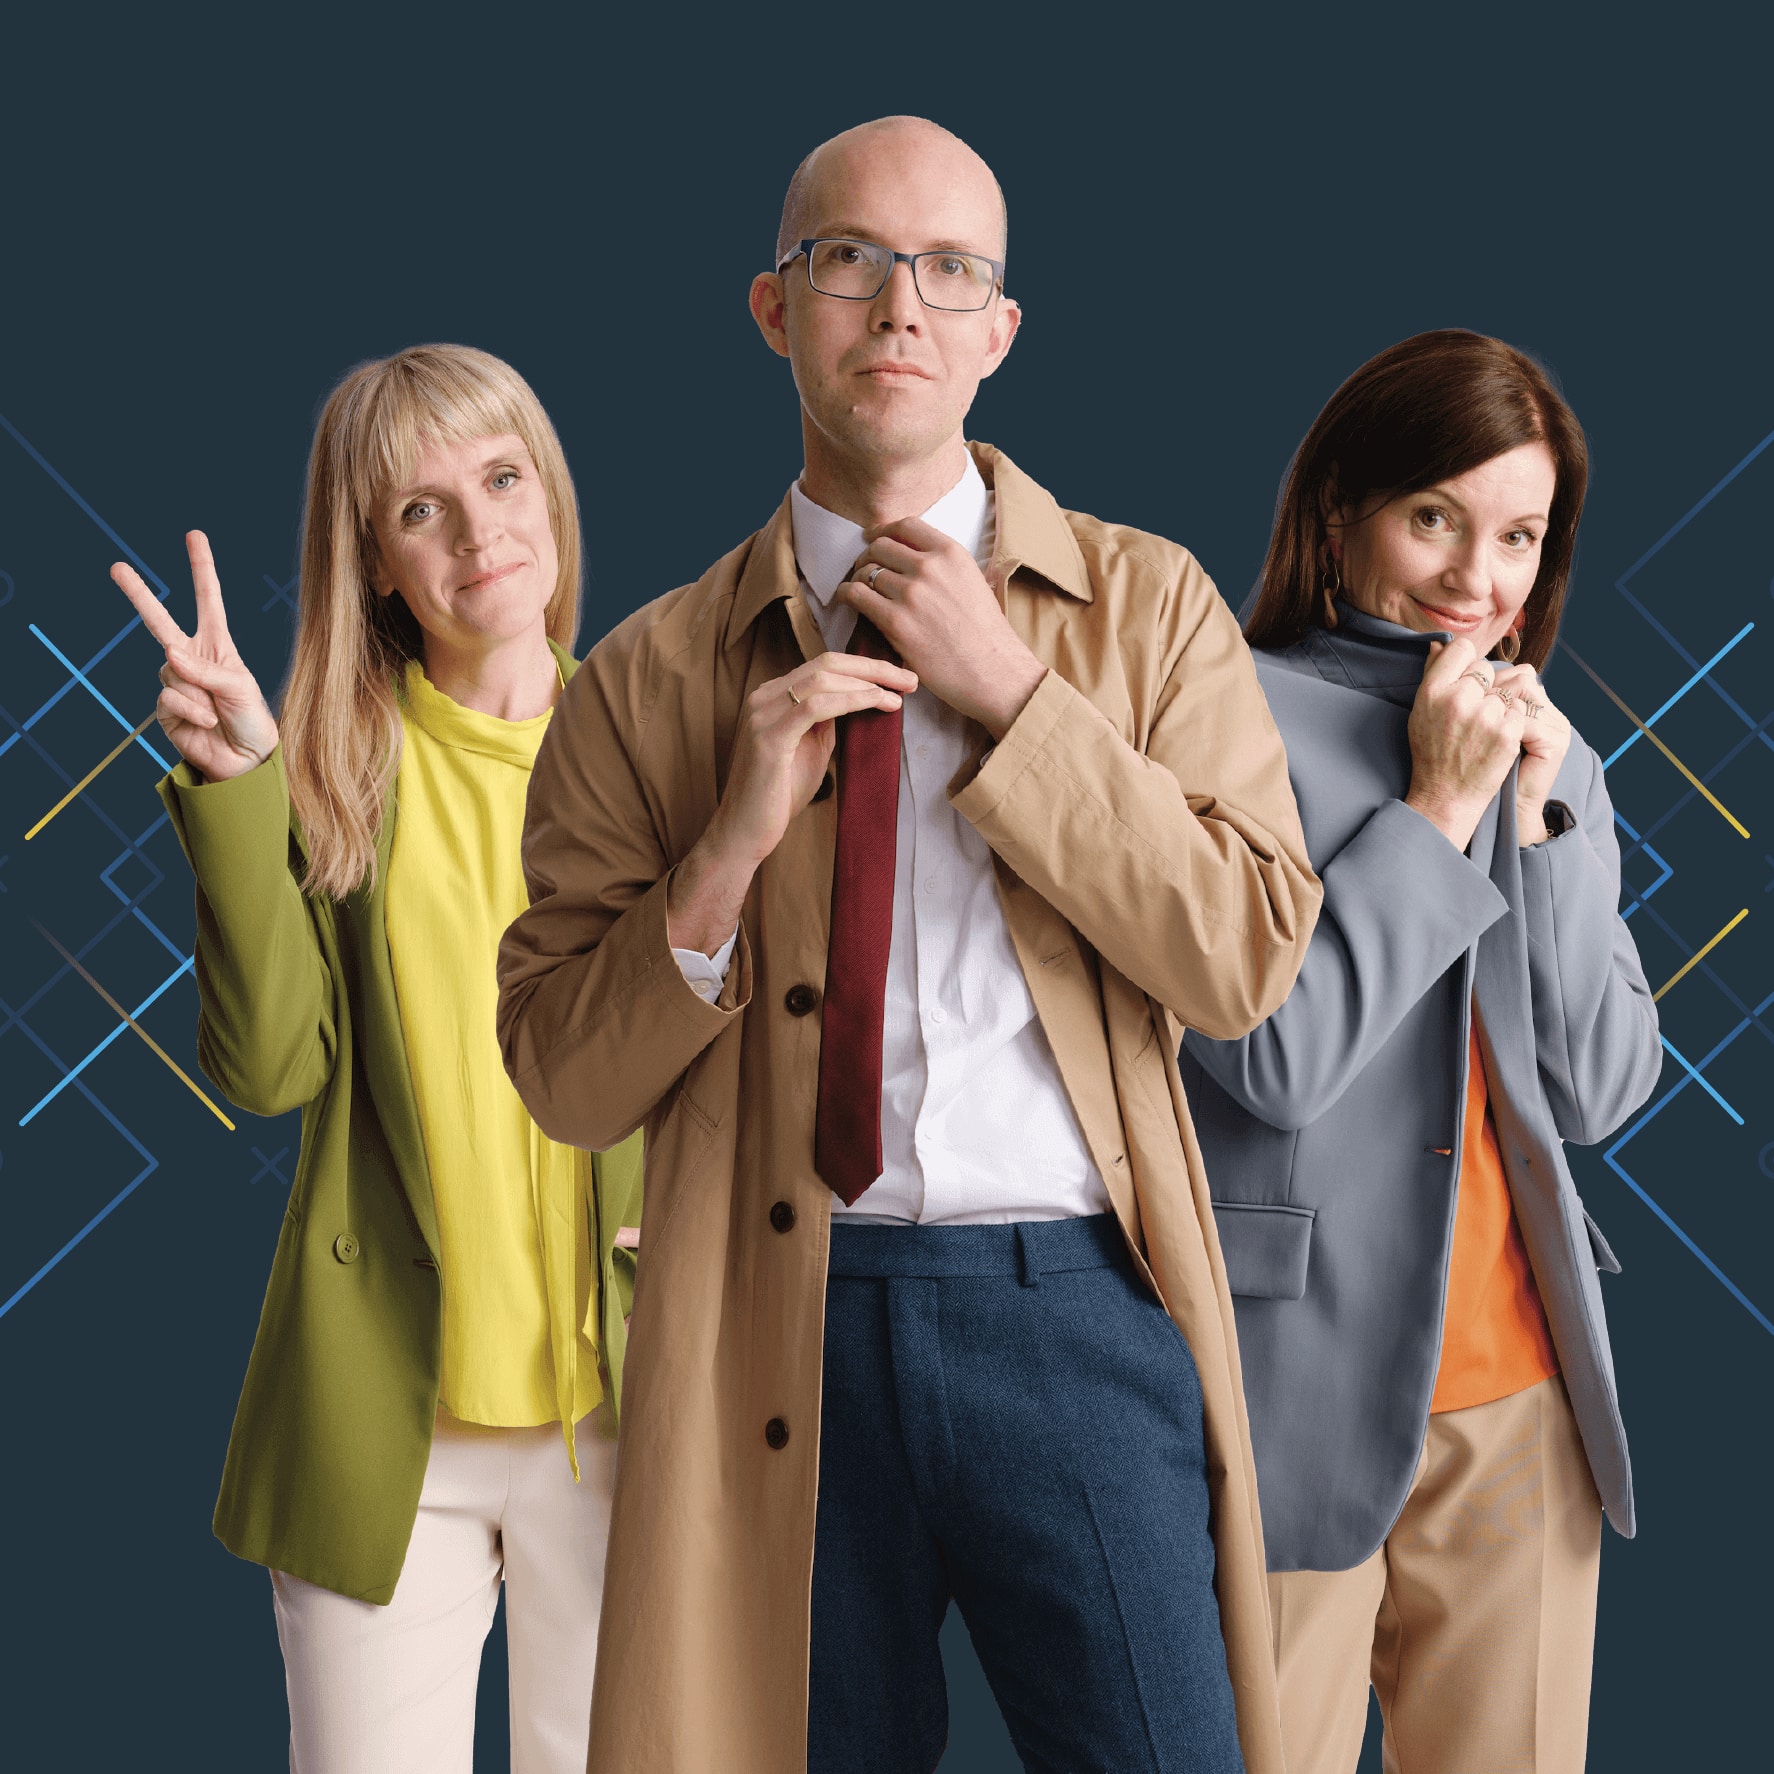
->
xmin=814 ymin=616 xmax=902 ymax=1206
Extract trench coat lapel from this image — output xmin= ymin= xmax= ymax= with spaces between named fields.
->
xmin=973 ymin=445 xmax=1140 ymax=1229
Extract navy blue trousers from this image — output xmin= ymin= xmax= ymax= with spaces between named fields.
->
xmin=809 ymin=1214 xmax=1244 ymax=1774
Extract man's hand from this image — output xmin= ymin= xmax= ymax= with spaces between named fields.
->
xmin=665 ymin=651 xmax=916 ymax=957
xmin=1403 ymin=639 xmax=1528 ymax=852
xmin=839 ymin=517 xmax=1047 ymax=738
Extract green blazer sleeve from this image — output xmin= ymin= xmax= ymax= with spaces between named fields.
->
xmin=156 ymin=747 xmax=337 ymax=1117
xmin=593 ymin=1129 xmax=645 ymax=1415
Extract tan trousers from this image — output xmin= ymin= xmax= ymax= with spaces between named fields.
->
xmin=272 ymin=1402 xmax=617 ymax=1774
xmin=1268 ymin=1375 xmax=1602 ymax=1774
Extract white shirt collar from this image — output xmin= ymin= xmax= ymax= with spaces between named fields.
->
xmin=789 ymin=452 xmax=991 ymax=609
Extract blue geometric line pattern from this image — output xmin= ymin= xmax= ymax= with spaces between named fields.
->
xmin=0 ymin=415 xmax=266 ymax=1327
xmin=0 ymin=412 xmax=174 ymax=598
xmin=1603 ymin=621 xmax=1755 ymax=768
xmin=1614 ymin=810 xmax=1673 ymax=920
xmin=29 ymin=623 xmax=173 ymax=771
xmin=0 ymin=966 xmax=159 ymax=1320
xmin=1576 ymin=426 xmax=1774 ymax=1337
xmin=1603 ymin=987 xmax=1774 ymax=1340
xmin=18 ymin=953 xmax=196 ymax=1126
xmin=249 ymin=1146 xmax=292 ymax=1187
xmin=1656 ymin=1035 xmax=1743 ymax=1125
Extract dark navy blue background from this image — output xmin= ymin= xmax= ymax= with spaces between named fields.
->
xmin=3 ymin=7 xmax=1769 ymax=1769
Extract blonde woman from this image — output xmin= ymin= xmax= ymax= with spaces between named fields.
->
xmin=112 ymin=344 xmax=642 ymax=1774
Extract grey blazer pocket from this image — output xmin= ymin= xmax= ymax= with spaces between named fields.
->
xmin=1211 ymin=1202 xmax=1316 ymax=1300
xmin=1583 ymin=1207 xmax=1622 ymax=1275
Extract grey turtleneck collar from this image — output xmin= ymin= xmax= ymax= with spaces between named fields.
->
xmin=1279 ymin=599 xmax=1457 ymax=710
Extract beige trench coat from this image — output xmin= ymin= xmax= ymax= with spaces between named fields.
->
xmin=497 ymin=443 xmax=1321 ymax=1774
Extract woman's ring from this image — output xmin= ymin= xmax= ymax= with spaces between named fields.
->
xmin=1459 ymin=667 xmax=1492 ymax=690
xmin=1491 ymin=685 xmax=1515 ymax=707
xmin=1523 ymin=699 xmax=1543 ymax=719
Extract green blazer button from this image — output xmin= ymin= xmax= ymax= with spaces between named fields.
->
xmin=333 ymin=1232 xmax=360 ymax=1264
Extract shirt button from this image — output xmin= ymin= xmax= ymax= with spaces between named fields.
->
xmin=917 ymin=743 xmax=931 ymax=759
xmin=784 ymin=984 xmax=819 ymax=1017
xmin=770 ymin=1200 xmax=797 ymax=1234
xmin=929 ymin=1006 xmax=947 ymax=1025
xmin=333 ymin=1232 xmax=360 ymax=1264
xmin=765 ymin=1417 xmax=790 ymax=1450
xmin=923 ymin=876 xmax=937 ymax=893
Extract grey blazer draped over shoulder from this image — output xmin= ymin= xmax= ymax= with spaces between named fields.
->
xmin=1181 ymin=606 xmax=1661 ymax=1571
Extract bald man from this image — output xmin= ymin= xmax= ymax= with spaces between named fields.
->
xmin=499 ymin=117 xmax=1319 ymax=1774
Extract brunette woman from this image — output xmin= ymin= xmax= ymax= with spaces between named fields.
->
xmin=113 ymin=344 xmax=642 ymax=1774
xmin=1181 ymin=330 xmax=1659 ymax=1773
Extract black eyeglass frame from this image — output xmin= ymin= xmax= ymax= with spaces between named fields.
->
xmin=776 ymin=237 xmax=1007 ymax=312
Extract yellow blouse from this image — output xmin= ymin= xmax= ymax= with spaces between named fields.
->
xmin=385 ymin=661 xmax=602 ymax=1466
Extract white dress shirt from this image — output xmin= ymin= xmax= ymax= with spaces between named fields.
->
xmin=676 ymin=455 xmax=1110 ymax=1225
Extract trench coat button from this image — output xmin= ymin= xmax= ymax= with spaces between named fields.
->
xmin=811 ymin=774 xmax=835 ymax=803
xmin=784 ymin=984 xmax=819 ymax=1017
xmin=770 ymin=1200 xmax=797 ymax=1234
xmin=333 ymin=1232 xmax=360 ymax=1264
xmin=765 ymin=1417 xmax=790 ymax=1450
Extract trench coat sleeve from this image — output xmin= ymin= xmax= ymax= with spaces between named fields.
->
xmin=156 ymin=748 xmax=337 ymax=1118
xmin=1519 ymin=739 xmax=1661 ymax=1143
xmin=1183 ymin=797 xmax=1509 ymax=1130
xmin=951 ymin=573 xmax=1321 ymax=1039
xmin=496 ymin=648 xmax=751 ymax=1152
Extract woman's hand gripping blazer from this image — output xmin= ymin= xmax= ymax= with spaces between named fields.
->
xmin=1182 ymin=621 xmax=1660 ymax=1572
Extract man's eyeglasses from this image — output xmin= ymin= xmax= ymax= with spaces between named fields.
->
xmin=776 ymin=238 xmax=1005 ymax=313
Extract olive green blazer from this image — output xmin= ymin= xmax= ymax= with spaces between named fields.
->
xmin=160 ymin=650 xmax=642 ymax=1605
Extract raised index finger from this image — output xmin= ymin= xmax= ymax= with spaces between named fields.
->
xmin=186 ymin=530 xmax=232 ymax=643
xmin=110 ymin=560 xmax=191 ymax=655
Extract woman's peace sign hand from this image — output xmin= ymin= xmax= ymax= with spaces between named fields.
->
xmin=111 ymin=531 xmax=280 ymax=783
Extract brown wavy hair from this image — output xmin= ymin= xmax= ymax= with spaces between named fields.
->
xmin=1242 ymin=329 xmax=1587 ymax=671
xmin=280 ymin=345 xmax=582 ymax=898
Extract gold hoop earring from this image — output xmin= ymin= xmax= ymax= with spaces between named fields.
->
xmin=1495 ymin=629 xmax=1521 ymax=664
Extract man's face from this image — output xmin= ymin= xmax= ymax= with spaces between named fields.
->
xmin=753 ymin=125 xmax=1019 ymax=469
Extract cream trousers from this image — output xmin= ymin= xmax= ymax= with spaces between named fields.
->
xmin=272 ymin=1403 xmax=617 ymax=1774
xmin=1268 ymin=1375 xmax=1602 ymax=1774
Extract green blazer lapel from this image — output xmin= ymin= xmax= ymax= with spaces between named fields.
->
xmin=335 ymin=775 xmax=439 ymax=1257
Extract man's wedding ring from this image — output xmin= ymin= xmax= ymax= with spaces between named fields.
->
xmin=865 ymin=564 xmax=885 ymax=589
xmin=786 ymin=683 xmax=803 ymax=706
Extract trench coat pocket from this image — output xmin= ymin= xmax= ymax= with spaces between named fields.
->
xmin=1211 ymin=1202 xmax=1316 ymax=1300
xmin=1583 ymin=1207 xmax=1623 ymax=1275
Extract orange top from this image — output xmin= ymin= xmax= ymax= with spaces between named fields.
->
xmin=1430 ymin=1019 xmax=1560 ymax=1414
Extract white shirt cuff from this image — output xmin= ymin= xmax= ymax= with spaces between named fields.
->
xmin=672 ymin=929 xmax=738 ymax=1003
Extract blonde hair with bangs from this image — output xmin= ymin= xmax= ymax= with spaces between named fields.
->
xmin=281 ymin=344 xmax=582 ymax=899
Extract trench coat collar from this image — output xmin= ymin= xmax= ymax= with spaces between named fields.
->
xmin=727 ymin=440 xmax=1094 ymax=643
xmin=1301 ymin=601 xmax=1456 ymax=707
